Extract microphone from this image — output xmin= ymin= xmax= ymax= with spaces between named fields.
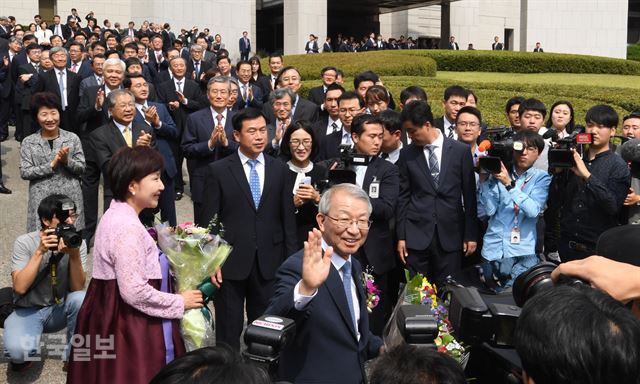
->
xmin=620 ymin=139 xmax=640 ymax=163
xmin=474 ymin=140 xmax=491 ymax=167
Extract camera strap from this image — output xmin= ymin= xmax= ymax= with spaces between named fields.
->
xmin=16 ymin=251 xmax=65 ymax=303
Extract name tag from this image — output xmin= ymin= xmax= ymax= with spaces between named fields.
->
xmin=369 ymin=178 xmax=380 ymax=199
xmin=510 ymin=228 xmax=520 ymax=245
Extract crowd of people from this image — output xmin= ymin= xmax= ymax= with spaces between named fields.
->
xmin=1 ymin=9 xmax=640 ymax=384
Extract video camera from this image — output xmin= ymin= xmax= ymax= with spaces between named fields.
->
xmin=477 ymin=127 xmax=521 ymax=174
xmin=243 ymin=315 xmax=296 ymax=379
xmin=51 ymin=198 xmax=82 ymax=249
xmin=321 ymin=144 xmax=371 ymax=188
xmin=545 ymin=125 xmax=592 ymax=168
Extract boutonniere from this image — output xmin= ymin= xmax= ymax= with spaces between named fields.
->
xmin=362 ymin=267 xmax=380 ymax=313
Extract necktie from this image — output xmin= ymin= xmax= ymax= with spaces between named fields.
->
xmin=58 ymin=70 xmax=66 ymax=111
xmin=242 ymin=85 xmax=247 ymax=102
xmin=176 ymin=81 xmax=182 ymax=93
xmin=216 ymin=114 xmax=223 ymax=128
xmin=33 ymin=63 xmax=39 ymax=72
xmin=194 ymin=61 xmax=200 ymax=79
xmin=71 ymin=63 xmax=78 ymax=73
xmin=341 ymin=261 xmax=357 ymax=331
xmin=247 ymin=159 xmax=261 ymax=209
xmin=448 ymin=125 xmax=455 ymax=139
xmin=331 ymin=122 xmax=339 ymax=133
xmin=380 ymin=152 xmax=389 ymax=160
xmin=123 ymin=126 xmax=133 ymax=147
xmin=425 ymin=145 xmax=440 ymax=188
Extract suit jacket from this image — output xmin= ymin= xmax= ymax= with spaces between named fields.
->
xmin=307 ymin=85 xmax=325 ymax=106
xmin=234 ymin=82 xmax=263 ymax=110
xmin=323 ymin=42 xmax=333 ymax=53
xmin=78 ymin=74 xmax=100 ymax=99
xmin=304 ymin=40 xmax=319 ymax=53
xmin=0 ymin=53 xmax=11 ymax=98
xmin=16 ymin=62 xmax=40 ymax=109
xmin=534 ymin=47 xmax=544 ymax=52
xmin=181 ymin=108 xmax=237 ymax=204
xmin=396 ymin=139 xmax=478 ymax=252
xmin=67 ymin=59 xmax=93 ymax=80
xmin=76 ymin=84 xmax=116 ymax=136
xmin=365 ymin=38 xmax=377 ymax=51
xmin=49 ymin=23 xmax=71 ymax=40
xmin=262 ymin=95 xmax=319 ymax=126
xmin=37 ymin=68 xmax=80 ymax=133
xmin=132 ymin=101 xmax=178 ymax=178
xmin=239 ymin=37 xmax=251 ymax=53
xmin=449 ymin=42 xmax=460 ymax=50
xmin=357 ymin=157 xmax=399 ymax=274
xmin=311 ymin=112 xmax=330 ymax=140
xmin=492 ymin=42 xmax=504 ymax=51
xmin=317 ymin=128 xmax=344 ymax=161
xmin=200 ymin=152 xmax=297 ymax=280
xmin=250 ymin=75 xmax=272 ymax=103
xmin=185 ymin=59 xmax=213 ymax=90
xmin=265 ymin=250 xmax=383 ymax=384
xmin=156 ymin=78 xmax=206 ymax=137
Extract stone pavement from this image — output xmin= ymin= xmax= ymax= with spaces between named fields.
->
xmin=0 ymin=126 xmax=195 ymax=383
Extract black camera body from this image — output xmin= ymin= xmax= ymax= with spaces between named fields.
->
xmin=54 ymin=223 xmax=82 ymax=249
xmin=547 ymin=125 xmax=592 ymax=168
xmin=326 ymin=144 xmax=371 ymax=186
xmin=478 ymin=127 xmax=520 ymax=174
xmin=243 ymin=315 xmax=296 ymax=378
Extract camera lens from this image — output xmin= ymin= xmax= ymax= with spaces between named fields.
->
xmin=512 ymin=262 xmax=557 ymax=307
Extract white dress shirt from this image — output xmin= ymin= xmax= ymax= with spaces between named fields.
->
xmin=443 ymin=116 xmax=458 ymax=140
xmin=238 ymin=150 xmax=265 ymax=195
xmin=325 ymin=117 xmax=342 ymax=136
xmin=423 ymin=129 xmax=444 ymax=166
xmin=340 ymin=128 xmax=353 ymax=146
xmin=113 ymin=120 xmax=132 ymax=141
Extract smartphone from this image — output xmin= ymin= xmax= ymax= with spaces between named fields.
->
xmin=300 ymin=176 xmax=312 ymax=185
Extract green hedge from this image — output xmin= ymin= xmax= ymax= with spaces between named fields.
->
xmin=262 ymin=51 xmax=437 ymax=80
xmin=628 ymin=44 xmax=640 ymax=62
xmin=399 ymin=50 xmax=640 ymax=75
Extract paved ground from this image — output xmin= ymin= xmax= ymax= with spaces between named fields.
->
xmin=0 ymin=126 xmax=196 ymax=383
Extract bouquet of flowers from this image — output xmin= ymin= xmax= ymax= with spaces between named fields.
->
xmin=362 ymin=268 xmax=380 ymax=313
xmin=156 ymin=218 xmax=232 ymax=351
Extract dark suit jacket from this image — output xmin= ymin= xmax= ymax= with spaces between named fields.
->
xmin=234 ymin=82 xmax=263 ymax=110
xmin=311 ymin=112 xmax=330 ymax=141
xmin=250 ymin=75 xmax=272 ymax=103
xmin=317 ymin=128 xmax=344 ymax=161
xmin=76 ymin=84 xmax=115 ymax=136
xmin=357 ymin=157 xmax=399 ymax=274
xmin=307 ymin=85 xmax=325 ymax=106
xmin=156 ymin=78 xmax=206 ymax=137
xmin=304 ymin=40 xmax=319 ymax=53
xmin=49 ymin=23 xmax=71 ymax=40
xmin=239 ymin=37 xmax=251 ymax=53
xmin=265 ymin=250 xmax=382 ymax=384
xmin=36 ymin=68 xmax=80 ymax=133
xmin=262 ymin=95 xmax=319 ymax=125
xmin=16 ymin=63 xmax=40 ymax=109
xmin=365 ymin=38 xmax=377 ymax=51
xmin=68 ymin=59 xmax=92 ymax=80
xmin=132 ymin=101 xmax=178 ymax=178
xmin=396 ymin=139 xmax=478 ymax=252
xmin=449 ymin=42 xmax=460 ymax=50
xmin=185 ymin=59 xmax=213 ymax=90
xmin=200 ymin=152 xmax=297 ymax=280
xmin=181 ymin=108 xmax=237 ymax=204
xmin=323 ymin=42 xmax=333 ymax=53
xmin=492 ymin=42 xmax=504 ymax=50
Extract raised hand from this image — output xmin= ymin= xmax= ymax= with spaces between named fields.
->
xmin=144 ymin=105 xmax=161 ymax=128
xmin=95 ymin=88 xmax=105 ymax=110
xmin=136 ymin=130 xmax=152 ymax=147
xmin=300 ymin=229 xmax=333 ymax=295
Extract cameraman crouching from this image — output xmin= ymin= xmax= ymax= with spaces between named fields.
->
xmin=479 ymin=131 xmax=551 ymax=288
xmin=4 ymin=194 xmax=87 ymax=372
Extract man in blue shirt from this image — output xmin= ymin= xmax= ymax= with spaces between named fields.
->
xmin=479 ymin=130 xmax=551 ymax=288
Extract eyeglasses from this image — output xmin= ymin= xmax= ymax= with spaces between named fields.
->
xmin=339 ymin=108 xmax=361 ymax=115
xmin=456 ymin=121 xmax=479 ymax=128
xmin=325 ymin=215 xmax=372 ymax=230
xmin=290 ymin=139 xmax=312 ymax=148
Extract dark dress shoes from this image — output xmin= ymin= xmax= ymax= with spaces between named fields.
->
xmin=175 ymin=191 xmax=183 ymax=201
xmin=0 ymin=184 xmax=12 ymax=194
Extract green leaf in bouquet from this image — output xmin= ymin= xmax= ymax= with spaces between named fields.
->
xmin=181 ymin=309 xmax=208 ymax=349
xmin=404 ymin=270 xmax=425 ymax=305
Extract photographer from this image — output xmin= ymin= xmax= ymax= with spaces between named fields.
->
xmin=549 ymin=105 xmax=630 ymax=262
xmin=4 ymin=194 xmax=87 ymax=372
xmin=479 ymin=131 xmax=551 ymax=288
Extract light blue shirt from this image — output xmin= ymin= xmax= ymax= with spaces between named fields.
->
xmin=479 ymin=167 xmax=551 ymax=260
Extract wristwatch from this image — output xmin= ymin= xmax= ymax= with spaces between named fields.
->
xmin=505 ymin=180 xmax=516 ymax=191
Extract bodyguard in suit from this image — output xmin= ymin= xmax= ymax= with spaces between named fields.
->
xmin=202 ymin=107 xmax=297 ymax=350
xmin=125 ymin=72 xmax=178 ymax=226
xmin=262 ymin=66 xmax=318 ymax=125
xmin=157 ymin=57 xmax=206 ymax=200
xmin=397 ymin=101 xmax=478 ymax=287
xmin=433 ymin=85 xmax=468 ymax=141
xmin=182 ymin=76 xmax=237 ymax=224
xmin=311 ymin=83 xmax=344 ymax=140
xmin=234 ymin=60 xmax=263 ymax=110
xmin=448 ymin=36 xmax=459 ymax=50
xmin=265 ymin=184 xmax=383 ymax=383
xmin=15 ymin=43 xmax=42 ymax=138
xmin=238 ymin=31 xmax=251 ymax=61
xmin=36 ymin=46 xmax=80 ymax=134
xmin=307 ymin=66 xmax=337 ymax=107
xmin=317 ymin=91 xmax=365 ymax=161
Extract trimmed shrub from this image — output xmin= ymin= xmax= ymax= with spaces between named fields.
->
xmin=628 ymin=44 xmax=640 ymax=62
xmin=261 ymin=51 xmax=437 ymax=80
xmin=400 ymin=50 xmax=640 ymax=75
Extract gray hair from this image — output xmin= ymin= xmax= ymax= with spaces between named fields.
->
xmin=49 ymin=46 xmax=67 ymax=57
xmin=9 ymin=36 xmax=23 ymax=45
xmin=102 ymin=58 xmax=125 ymax=72
xmin=190 ymin=44 xmax=203 ymax=52
xmin=107 ymin=89 xmax=134 ymax=107
xmin=269 ymin=87 xmax=295 ymax=105
xmin=169 ymin=56 xmax=185 ymax=66
xmin=227 ymin=76 xmax=239 ymax=89
xmin=207 ymin=75 xmax=231 ymax=91
xmin=318 ymin=183 xmax=372 ymax=216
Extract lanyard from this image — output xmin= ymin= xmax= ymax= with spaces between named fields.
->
xmin=512 ymin=172 xmax=534 ymax=229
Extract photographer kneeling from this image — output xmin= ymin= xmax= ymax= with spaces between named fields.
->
xmin=479 ymin=131 xmax=551 ymax=289
xmin=4 ymin=194 xmax=87 ymax=371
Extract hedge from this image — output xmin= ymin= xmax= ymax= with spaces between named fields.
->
xmin=261 ymin=51 xmax=437 ymax=80
xmin=399 ymin=50 xmax=640 ymax=75
xmin=628 ymin=44 xmax=640 ymax=62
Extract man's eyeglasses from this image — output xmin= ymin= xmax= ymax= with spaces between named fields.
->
xmin=325 ymin=215 xmax=372 ymax=230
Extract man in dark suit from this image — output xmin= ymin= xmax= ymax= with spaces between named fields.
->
xmin=0 ymin=39 xmax=17 ymax=141
xmin=182 ymin=76 xmax=237 ymax=224
xmin=161 ymin=23 xmax=174 ymax=52
xmin=323 ymin=37 xmax=332 ymax=53
xmin=307 ymin=66 xmax=337 ymax=107
xmin=365 ymin=32 xmax=377 ymax=51
xmin=67 ymin=42 xmax=92 ymax=80
xmin=433 ymin=85 xmax=468 ymax=141
xmin=157 ymin=57 xmax=206 ymax=201
xmin=185 ymin=43 xmax=212 ymax=91
xmin=397 ymin=101 xmax=478 ymax=287
xmin=15 ymin=43 xmax=42 ymax=138
xmin=0 ymin=56 xmax=10 ymax=193
xmin=378 ymin=109 xmax=405 ymax=163
xmin=78 ymin=54 xmax=104 ymax=99
xmin=265 ymin=87 xmax=294 ymax=156
xmin=0 ymin=16 xmax=11 ymax=39
xmin=448 ymin=36 xmax=459 ymax=50
xmin=147 ymin=34 xmax=166 ymax=76
xmin=304 ymin=34 xmax=319 ymax=53
xmin=265 ymin=184 xmax=383 ymax=383
xmin=36 ymin=46 xmax=80 ymax=133
xmin=126 ymin=73 xmax=179 ymax=226
xmin=262 ymin=66 xmax=318 ymax=125
xmin=49 ymin=15 xmax=71 ymax=42
xmin=90 ymin=89 xmax=156 ymax=213
xmin=534 ymin=42 xmax=544 ymax=52
xmin=312 ymin=83 xmax=344 ymax=140
xmin=234 ymin=60 xmax=262 ymax=110
xmin=238 ymin=31 xmax=250 ymax=61
xmin=202 ymin=107 xmax=297 ymax=351
xmin=317 ymin=91 xmax=364 ymax=161
xmin=492 ymin=36 xmax=504 ymax=50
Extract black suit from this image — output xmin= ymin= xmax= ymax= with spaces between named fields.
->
xmin=67 ymin=59 xmax=92 ymax=80
xmin=49 ymin=23 xmax=71 ymax=40
xmin=317 ymin=128 xmax=348 ymax=161
xmin=200 ymin=152 xmax=297 ymax=350
xmin=16 ymin=62 xmax=40 ymax=137
xmin=396 ymin=138 xmax=478 ymax=286
xmin=0 ymin=53 xmax=12 ymax=138
xmin=323 ymin=42 xmax=333 ymax=52
xmin=307 ymin=85 xmax=325 ymax=106
xmin=492 ymin=42 xmax=504 ymax=50
xmin=449 ymin=42 xmax=460 ymax=50
xmin=234 ymin=82 xmax=263 ymax=110
xmin=185 ymin=59 xmax=213 ymax=91
xmin=262 ymin=95 xmax=319 ymax=125
xmin=36 ymin=68 xmax=80 ymax=134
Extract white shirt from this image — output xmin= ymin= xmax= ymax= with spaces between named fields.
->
xmin=135 ymin=101 xmax=162 ymax=129
xmin=293 ymin=239 xmax=361 ymax=340
xmin=443 ymin=116 xmax=458 ymax=140
xmin=113 ymin=120 xmax=132 ymax=141
xmin=354 ymin=164 xmax=367 ymax=188
xmin=238 ymin=150 xmax=265 ymax=195
xmin=423 ymin=129 xmax=444 ymax=167
xmin=340 ymin=128 xmax=353 ymax=146
xmin=325 ymin=117 xmax=342 ymax=136
xmin=173 ymin=77 xmax=185 ymax=92
xmin=383 ymin=142 xmax=403 ymax=164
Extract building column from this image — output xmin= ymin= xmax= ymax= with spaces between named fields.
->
xmin=439 ymin=3 xmax=451 ymax=48
xmin=283 ymin=0 xmax=327 ymax=55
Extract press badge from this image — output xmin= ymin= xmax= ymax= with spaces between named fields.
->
xmin=369 ymin=177 xmax=380 ymax=199
xmin=510 ymin=228 xmax=521 ymax=244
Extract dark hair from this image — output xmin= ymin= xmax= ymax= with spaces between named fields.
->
xmin=92 ymin=53 xmax=106 ymax=61
xmin=91 ymin=41 xmax=107 ymax=51
xmin=378 ymin=109 xmax=402 ymax=134
xmin=456 ymin=106 xmax=482 ymax=125
xmin=338 ymin=91 xmax=364 ymax=108
xmin=25 ymin=42 xmax=41 ymax=53
xmin=248 ymin=56 xmax=263 ymax=76
xmin=400 ymin=100 xmax=434 ymax=127
xmin=268 ymin=54 xmax=283 ymax=63
xmin=365 ymin=85 xmax=390 ymax=104
xmin=320 ymin=66 xmax=338 ymax=76
xmin=505 ymin=96 xmax=526 ymax=114
xmin=585 ymin=104 xmax=619 ymax=128
xmin=123 ymin=42 xmax=138 ymax=52
xmin=30 ymin=92 xmax=62 ymax=120
xmin=37 ymin=194 xmax=72 ymax=227
xmin=325 ymin=83 xmax=345 ymax=95
xmin=514 ymin=285 xmax=640 ymax=384
xmin=216 ymin=56 xmax=231 ymax=66
xmin=518 ymin=98 xmax=547 ymax=118
xmin=149 ymin=345 xmax=270 ymax=384
xmin=108 ymin=146 xmax=164 ymax=201
xmin=443 ymin=85 xmax=468 ymax=101
xmin=400 ymin=86 xmax=428 ymax=105
xmin=353 ymin=70 xmax=379 ymax=90
xmin=275 ymin=66 xmax=301 ymax=87
xmin=623 ymin=112 xmax=640 ymax=123
xmin=105 ymin=49 xmax=121 ymax=59
xmin=513 ymin=129 xmax=544 ymax=153
xmin=545 ymin=100 xmax=575 ymax=133
xmin=280 ymin=120 xmax=319 ymax=160
xmin=232 ymin=107 xmax=266 ymax=132
xmin=370 ymin=344 xmax=466 ymax=384
xmin=336 ymin=68 xmax=344 ymax=78
xmin=235 ymin=60 xmax=251 ymax=71
xmin=467 ymin=89 xmax=478 ymax=104
xmin=68 ymin=41 xmax=85 ymax=52
xmin=122 ymin=72 xmax=145 ymax=88
xmin=351 ymin=114 xmax=383 ymax=136
xmin=124 ymin=57 xmax=143 ymax=71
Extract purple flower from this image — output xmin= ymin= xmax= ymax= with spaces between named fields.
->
xmin=147 ymin=227 xmax=158 ymax=241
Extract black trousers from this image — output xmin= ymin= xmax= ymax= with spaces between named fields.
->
xmin=214 ymin=259 xmax=274 ymax=351
xmin=169 ymin=139 xmax=184 ymax=194
xmin=0 ymin=94 xmax=12 ymax=138
xmin=158 ymin=173 xmax=176 ymax=226
xmin=81 ymin=155 xmax=101 ymax=244
xmin=406 ymin=226 xmax=462 ymax=288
